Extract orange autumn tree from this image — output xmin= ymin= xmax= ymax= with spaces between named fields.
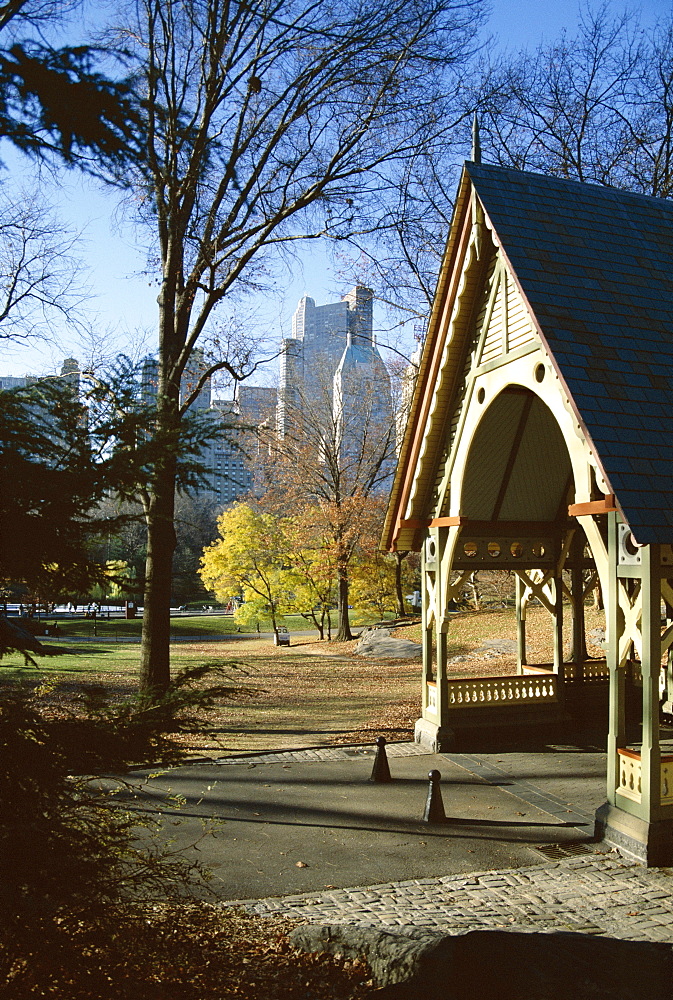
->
xmin=280 ymin=508 xmax=338 ymax=640
xmin=349 ymin=498 xmax=416 ymax=617
xmin=266 ymin=355 xmax=396 ymax=639
xmin=259 ymin=449 xmax=395 ymax=641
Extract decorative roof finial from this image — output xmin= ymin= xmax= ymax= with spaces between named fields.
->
xmin=472 ymin=112 xmax=481 ymax=164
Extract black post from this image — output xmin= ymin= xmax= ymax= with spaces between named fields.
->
xmin=370 ymin=736 xmax=392 ymax=782
xmin=423 ymin=769 xmax=446 ymax=823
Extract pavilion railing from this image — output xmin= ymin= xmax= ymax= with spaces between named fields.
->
xmin=426 ymin=674 xmax=558 ymax=713
xmin=617 ymin=749 xmax=673 ymax=807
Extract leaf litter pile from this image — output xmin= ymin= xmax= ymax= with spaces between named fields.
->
xmin=2 ymin=905 xmax=375 ymax=999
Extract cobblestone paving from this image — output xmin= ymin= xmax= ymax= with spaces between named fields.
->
xmin=204 ymin=741 xmax=432 ymax=765
xmin=232 ymin=855 xmax=673 ymax=942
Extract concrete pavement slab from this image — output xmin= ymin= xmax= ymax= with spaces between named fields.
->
xmin=122 ymin=742 xmax=604 ymax=901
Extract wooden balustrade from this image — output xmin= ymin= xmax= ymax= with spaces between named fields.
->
xmin=446 ymin=674 xmax=557 ymax=707
xmin=617 ymin=749 xmax=673 ymax=806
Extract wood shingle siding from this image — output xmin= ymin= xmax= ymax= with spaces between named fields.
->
xmin=480 ymin=272 xmax=505 ymax=366
xmin=507 ymin=279 xmax=535 ymax=353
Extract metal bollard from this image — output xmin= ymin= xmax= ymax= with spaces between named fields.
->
xmin=370 ymin=735 xmax=392 ymax=782
xmin=423 ymin=769 xmax=446 ymax=823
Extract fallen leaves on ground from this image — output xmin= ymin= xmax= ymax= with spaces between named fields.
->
xmin=2 ymin=605 xmax=606 ymax=756
xmin=1 ymin=904 xmax=375 ymax=999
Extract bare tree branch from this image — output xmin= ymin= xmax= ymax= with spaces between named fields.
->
xmin=0 ymin=187 xmax=86 ymax=342
xmin=115 ymin=0 xmax=488 ymax=693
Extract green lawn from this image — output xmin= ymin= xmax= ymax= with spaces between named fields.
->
xmin=48 ymin=609 xmax=393 ymax=641
xmin=0 ymin=642 xmax=142 ymax=679
xmin=61 ymin=614 xmax=239 ymax=640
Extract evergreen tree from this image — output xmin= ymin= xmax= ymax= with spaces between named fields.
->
xmin=0 ymin=1 xmax=141 ymax=173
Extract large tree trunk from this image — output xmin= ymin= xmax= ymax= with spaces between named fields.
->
xmin=140 ymin=462 xmax=177 ymax=697
xmin=312 ymin=611 xmax=324 ymax=641
xmin=336 ymin=568 xmax=352 ymax=641
xmin=139 ymin=349 xmax=180 ymax=698
xmin=394 ymin=550 xmax=409 ymax=618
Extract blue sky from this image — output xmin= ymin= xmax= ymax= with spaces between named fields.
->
xmin=1 ymin=0 xmax=668 ymax=381
xmin=489 ymin=0 xmax=667 ymax=48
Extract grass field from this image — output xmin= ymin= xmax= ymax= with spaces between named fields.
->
xmin=39 ymin=609 xmax=391 ymax=641
xmin=0 ymin=604 xmax=606 ymax=753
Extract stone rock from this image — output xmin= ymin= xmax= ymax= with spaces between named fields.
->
xmin=289 ymin=923 xmax=673 ymax=1000
xmin=288 ymin=924 xmax=448 ymax=991
xmin=354 ymin=627 xmax=422 ymax=659
xmin=476 ymin=638 xmax=518 ymax=655
xmin=447 ymin=638 xmax=517 ymax=664
xmin=358 ymin=625 xmax=391 ymax=639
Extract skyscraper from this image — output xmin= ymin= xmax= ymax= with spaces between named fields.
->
xmin=277 ymin=285 xmax=394 ymax=490
xmin=0 ymin=358 xmax=82 ymax=439
xmin=0 ymin=357 xmax=80 ymax=396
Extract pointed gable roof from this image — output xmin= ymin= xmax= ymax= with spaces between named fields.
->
xmin=384 ymin=162 xmax=673 ymax=550
xmin=469 ymin=163 xmax=673 ymax=544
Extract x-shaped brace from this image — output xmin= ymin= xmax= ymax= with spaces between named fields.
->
xmin=424 ymin=571 xmax=438 ymax=629
xmin=618 ymin=580 xmax=642 ymax=668
xmin=517 ymin=569 xmax=557 ymax=617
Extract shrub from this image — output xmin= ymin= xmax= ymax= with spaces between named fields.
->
xmin=0 ymin=683 xmax=211 ymax=980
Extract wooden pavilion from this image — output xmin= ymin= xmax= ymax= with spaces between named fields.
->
xmin=383 ymin=158 xmax=673 ymax=865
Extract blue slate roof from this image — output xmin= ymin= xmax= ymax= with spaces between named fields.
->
xmin=467 ymin=162 xmax=673 ymax=545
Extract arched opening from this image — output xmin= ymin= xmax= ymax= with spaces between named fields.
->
xmin=460 ymin=386 xmax=572 ymax=526
xmin=448 ymin=387 xmax=605 ymax=685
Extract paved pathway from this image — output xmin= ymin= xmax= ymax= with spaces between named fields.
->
xmin=234 ymin=854 xmax=673 ymax=943
xmin=225 ymin=743 xmax=673 ymax=946
xmin=198 ymin=740 xmax=431 ymax=765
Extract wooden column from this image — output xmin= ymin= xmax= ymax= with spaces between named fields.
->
xmin=640 ymin=543 xmax=662 ymax=818
xmin=596 ymin=516 xmax=673 ymax=864
xmin=434 ymin=524 xmax=456 ymax=744
xmin=415 ymin=524 xmax=461 ymax=752
xmin=661 ymin=587 xmax=673 ymax=716
xmin=605 ymin=511 xmax=625 ymax=804
xmin=568 ymin=532 xmax=587 ymax=681
xmin=420 ymin=539 xmax=436 ymax=713
xmin=552 ymin=572 xmax=564 ymax=682
xmin=662 ymin=644 xmax=673 ymax=717
xmin=515 ymin=572 xmax=526 ymax=674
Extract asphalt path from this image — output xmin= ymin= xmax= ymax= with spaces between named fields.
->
xmin=116 ymin=741 xmax=605 ymax=902
xmin=34 ymin=629 xmax=321 ymax=644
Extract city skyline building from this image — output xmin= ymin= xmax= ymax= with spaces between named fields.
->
xmin=0 ymin=352 xmax=274 ymax=515
xmin=395 ymin=344 xmax=422 ymax=453
xmin=3 ymin=290 xmax=395 ymax=510
xmin=0 ymin=357 xmax=80 ymax=395
xmin=205 ymin=385 xmax=277 ymax=505
xmin=278 ymin=285 xmax=395 ymax=490
xmin=139 ymin=352 xmax=277 ymax=507
xmin=278 ymin=286 xmax=374 ymax=436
